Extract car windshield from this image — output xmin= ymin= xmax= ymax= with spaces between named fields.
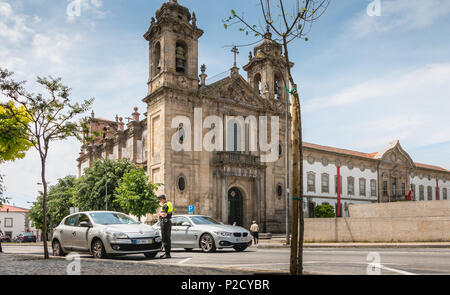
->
xmin=89 ymin=212 xmax=138 ymax=225
xmin=190 ymin=216 xmax=220 ymax=225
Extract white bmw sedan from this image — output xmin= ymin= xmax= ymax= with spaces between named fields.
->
xmin=153 ymin=215 xmax=252 ymax=253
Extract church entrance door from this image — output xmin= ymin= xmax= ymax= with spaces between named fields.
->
xmin=228 ymin=187 xmax=243 ymax=226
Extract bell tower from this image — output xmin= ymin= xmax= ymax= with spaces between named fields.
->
xmin=243 ymin=28 xmax=291 ymax=102
xmin=144 ymin=0 xmax=203 ymax=94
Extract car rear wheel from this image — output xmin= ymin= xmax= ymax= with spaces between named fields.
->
xmin=52 ymin=240 xmax=66 ymax=257
xmin=144 ymin=252 xmax=158 ymax=259
xmin=233 ymin=245 xmax=248 ymax=252
xmin=200 ymin=234 xmax=216 ymax=253
xmin=92 ymin=239 xmax=107 ymax=259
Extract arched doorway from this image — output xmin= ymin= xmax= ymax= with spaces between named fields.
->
xmin=228 ymin=187 xmax=243 ymax=226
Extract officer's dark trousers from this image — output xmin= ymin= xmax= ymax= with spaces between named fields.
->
xmin=0 ymin=241 xmax=2 ymax=253
xmin=160 ymin=219 xmax=172 ymax=255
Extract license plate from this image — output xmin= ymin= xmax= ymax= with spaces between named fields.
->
xmin=135 ymin=239 xmax=152 ymax=245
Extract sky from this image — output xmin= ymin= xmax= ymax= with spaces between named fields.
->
xmin=1 ymin=0 xmax=450 ymax=209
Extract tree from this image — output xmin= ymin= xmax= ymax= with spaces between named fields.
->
xmin=29 ymin=175 xmax=77 ymax=233
xmin=314 ymin=203 xmax=335 ymax=218
xmin=0 ymin=174 xmax=7 ymax=207
xmin=115 ymin=168 xmax=160 ymax=222
xmin=0 ymin=101 xmax=32 ymax=162
xmin=0 ymin=68 xmax=93 ymax=259
xmin=73 ymin=159 xmax=136 ymax=212
xmin=224 ymin=0 xmax=330 ymax=275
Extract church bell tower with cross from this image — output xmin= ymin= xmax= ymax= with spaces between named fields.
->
xmin=143 ymin=0 xmax=204 ymax=94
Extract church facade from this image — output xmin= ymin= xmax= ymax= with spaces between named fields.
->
xmin=77 ymin=0 xmax=450 ymax=232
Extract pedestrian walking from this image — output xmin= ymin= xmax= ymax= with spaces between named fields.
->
xmin=250 ymin=221 xmax=259 ymax=245
xmin=0 ymin=229 xmax=3 ymax=253
xmin=158 ymin=195 xmax=173 ymax=259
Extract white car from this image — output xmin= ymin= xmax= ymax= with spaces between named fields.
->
xmin=52 ymin=211 xmax=162 ymax=259
xmin=153 ymin=215 xmax=253 ymax=252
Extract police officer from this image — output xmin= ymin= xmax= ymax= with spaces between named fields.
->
xmin=158 ymin=195 xmax=173 ymax=259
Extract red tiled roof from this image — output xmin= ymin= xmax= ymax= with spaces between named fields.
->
xmin=303 ymin=142 xmax=376 ymax=159
xmin=303 ymin=142 xmax=449 ymax=173
xmin=0 ymin=204 xmax=29 ymax=213
xmin=414 ymin=162 xmax=449 ymax=173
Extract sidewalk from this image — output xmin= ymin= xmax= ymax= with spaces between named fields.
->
xmin=254 ymin=235 xmax=450 ymax=249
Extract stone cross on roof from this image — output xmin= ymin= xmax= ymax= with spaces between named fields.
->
xmin=231 ymin=45 xmax=239 ymax=68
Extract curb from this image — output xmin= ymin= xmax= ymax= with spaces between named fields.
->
xmin=255 ymin=243 xmax=450 ymax=249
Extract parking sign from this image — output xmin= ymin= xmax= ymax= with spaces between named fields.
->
xmin=187 ymin=205 xmax=194 ymax=214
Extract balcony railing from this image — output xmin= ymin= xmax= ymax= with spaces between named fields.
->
xmin=212 ymin=151 xmax=262 ymax=167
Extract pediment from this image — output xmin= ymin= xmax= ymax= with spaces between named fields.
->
xmin=374 ymin=140 xmax=415 ymax=168
xmin=200 ymin=74 xmax=281 ymax=112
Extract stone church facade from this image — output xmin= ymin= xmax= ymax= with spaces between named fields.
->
xmin=77 ymin=0 xmax=450 ymax=232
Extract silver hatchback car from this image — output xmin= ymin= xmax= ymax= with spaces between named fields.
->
xmin=152 ymin=215 xmax=252 ymax=252
xmin=52 ymin=211 xmax=162 ymax=259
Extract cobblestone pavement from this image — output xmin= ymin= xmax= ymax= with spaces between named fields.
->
xmin=0 ymin=254 xmax=258 ymax=275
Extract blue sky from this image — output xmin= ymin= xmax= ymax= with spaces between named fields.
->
xmin=1 ymin=0 xmax=450 ymax=208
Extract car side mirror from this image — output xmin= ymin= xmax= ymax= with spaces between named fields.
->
xmin=79 ymin=221 xmax=92 ymax=228
xmin=181 ymin=222 xmax=191 ymax=227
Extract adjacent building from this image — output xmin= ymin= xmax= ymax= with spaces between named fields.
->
xmin=0 ymin=204 xmax=31 ymax=239
xmin=77 ymin=0 xmax=450 ymax=232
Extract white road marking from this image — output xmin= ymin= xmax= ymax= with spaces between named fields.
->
xmin=178 ymin=257 xmax=193 ymax=264
xmin=372 ymin=264 xmax=417 ymax=275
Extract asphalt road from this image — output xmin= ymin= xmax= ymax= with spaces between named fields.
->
xmin=3 ymin=244 xmax=450 ymax=275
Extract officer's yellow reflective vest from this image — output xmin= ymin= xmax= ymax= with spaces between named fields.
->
xmin=161 ymin=201 xmax=173 ymax=214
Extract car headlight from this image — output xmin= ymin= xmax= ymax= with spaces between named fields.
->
xmin=214 ymin=231 xmax=232 ymax=237
xmin=106 ymin=232 xmax=129 ymax=239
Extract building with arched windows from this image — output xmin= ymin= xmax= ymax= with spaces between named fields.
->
xmin=77 ymin=0 xmax=450 ymax=232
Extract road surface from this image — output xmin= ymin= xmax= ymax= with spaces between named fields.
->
xmin=3 ymin=244 xmax=450 ymax=275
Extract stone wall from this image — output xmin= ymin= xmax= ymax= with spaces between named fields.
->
xmin=349 ymin=200 xmax=450 ymax=218
xmin=305 ymin=201 xmax=450 ymax=242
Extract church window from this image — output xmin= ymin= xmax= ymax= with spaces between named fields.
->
xmin=370 ymin=180 xmax=377 ymax=197
xmin=427 ymin=186 xmax=432 ymax=200
xmin=347 ymin=177 xmax=354 ymax=195
xmin=153 ymin=42 xmax=161 ymax=76
xmin=321 ymin=173 xmax=329 ymax=193
xmin=419 ymin=185 xmax=424 ymax=200
xmin=177 ymin=175 xmax=186 ymax=192
xmin=411 ymin=184 xmax=416 ymax=200
xmin=278 ymin=143 xmax=282 ymax=158
xmin=383 ymin=181 xmax=388 ymax=196
xmin=307 ymin=156 xmax=315 ymax=165
xmin=401 ymin=183 xmax=406 ymax=196
xmin=444 ymin=188 xmax=448 ymax=200
xmin=307 ymin=172 xmax=316 ymax=192
xmin=274 ymin=73 xmax=283 ymax=100
xmin=254 ymin=73 xmax=262 ymax=94
xmin=276 ymin=184 xmax=283 ymax=199
xmin=176 ymin=42 xmax=187 ymax=73
xmin=322 ymin=157 xmax=329 ymax=167
xmin=359 ymin=178 xmax=366 ymax=196
xmin=347 ymin=162 xmax=354 ymax=170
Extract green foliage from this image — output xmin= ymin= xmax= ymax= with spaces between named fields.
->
xmin=314 ymin=203 xmax=335 ymax=218
xmin=72 ymin=159 xmax=136 ymax=212
xmin=29 ymin=176 xmax=77 ymax=231
xmin=115 ymin=168 xmax=160 ymax=221
xmin=0 ymin=101 xmax=32 ymax=162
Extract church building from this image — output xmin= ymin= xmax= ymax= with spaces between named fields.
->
xmin=77 ymin=0 xmax=450 ymax=232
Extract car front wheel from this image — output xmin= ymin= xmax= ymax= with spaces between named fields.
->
xmin=144 ymin=252 xmax=158 ymax=259
xmin=233 ymin=245 xmax=248 ymax=252
xmin=52 ymin=240 xmax=66 ymax=257
xmin=200 ymin=234 xmax=216 ymax=253
xmin=92 ymin=239 xmax=107 ymax=259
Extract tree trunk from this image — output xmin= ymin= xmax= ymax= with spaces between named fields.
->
xmin=296 ymin=91 xmax=304 ymax=275
xmin=289 ymin=89 xmax=300 ymax=275
xmin=41 ymin=157 xmax=49 ymax=259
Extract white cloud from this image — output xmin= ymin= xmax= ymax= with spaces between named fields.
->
xmin=304 ymin=63 xmax=450 ymax=151
xmin=0 ymin=1 xmax=33 ymax=42
xmin=347 ymin=0 xmax=450 ymax=38
xmin=32 ymin=33 xmax=83 ymax=65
